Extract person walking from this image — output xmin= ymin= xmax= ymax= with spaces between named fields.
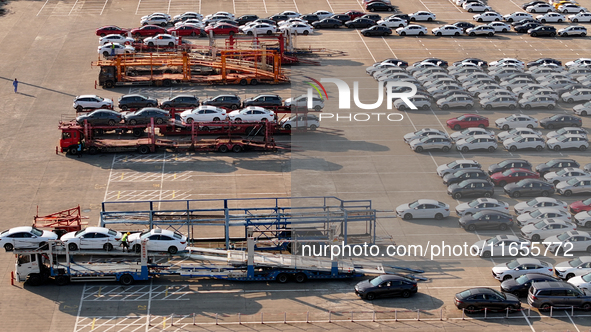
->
xmin=121 ymin=232 xmax=130 ymax=252
xmin=13 ymin=78 xmax=18 ymax=93
xmin=110 ymin=43 xmax=115 ymax=56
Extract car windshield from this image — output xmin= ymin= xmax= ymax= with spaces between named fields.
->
xmin=527 ymin=199 xmax=539 ymax=207
xmin=108 ymin=229 xmax=117 ymax=236
xmin=458 ymin=290 xmax=471 ymax=298
xmin=419 ymin=136 xmax=430 ymax=142
xmin=472 ymin=211 xmax=486 ymax=219
xmin=502 ymin=169 xmax=513 ymax=176
xmin=557 ymin=232 xmax=571 ymax=241
xmin=583 ymin=273 xmax=591 ymax=282
xmin=569 ymin=258 xmax=583 ymax=267
xmin=567 ymin=178 xmax=580 ymax=185
xmin=468 ymin=199 xmax=481 ymax=207
xmin=486 ymin=237 xmax=500 ymax=245
xmin=507 ymin=115 xmax=517 ymax=121
xmin=458 ymin=180 xmax=470 ymax=188
xmin=453 ymin=170 xmax=465 ymax=177
xmin=447 ymin=161 xmax=458 ymax=168
xmin=461 ymin=129 xmax=472 ymax=134
xmin=369 ymin=276 xmax=383 ymax=286
xmin=556 ymin=169 xmax=568 ymax=176
xmin=457 ymin=115 xmax=467 ymax=121
xmin=30 ymin=228 xmax=43 ymax=237
xmin=584 ymin=198 xmax=591 ymax=205
xmin=534 ymin=220 xmax=548 ymax=229
xmin=530 ymin=210 xmax=542 ymax=218
xmin=465 ymin=137 xmax=476 ymax=143
xmin=515 ymin=275 xmax=530 ymax=285
xmin=556 ymin=128 xmax=566 ymax=135
xmin=409 ymin=201 xmax=420 ymax=209
xmin=556 ymin=135 xmax=568 ymax=142
xmin=140 ymin=231 xmax=151 ymax=239
xmin=507 ymin=260 xmax=520 ymax=269
xmin=513 ymin=135 xmax=524 ymax=142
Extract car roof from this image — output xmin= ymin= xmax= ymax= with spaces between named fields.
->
xmin=530 ymin=197 xmax=559 ymax=202
xmin=78 ymin=95 xmax=100 ymax=99
xmin=416 ymin=199 xmax=444 ymax=205
xmin=7 ymin=226 xmax=33 ymax=234
xmin=495 ymin=234 xmax=520 ymax=241
xmin=474 ymin=198 xmax=499 ymax=203
xmin=122 ymin=94 xmax=147 ymax=98
xmin=84 ymin=227 xmax=110 ymax=233
xmin=379 ymin=274 xmax=416 ymax=281
xmin=531 ymin=280 xmax=575 ymax=290
xmin=173 ymin=94 xmax=197 ymax=98
xmin=516 ymin=257 xmax=543 ymax=264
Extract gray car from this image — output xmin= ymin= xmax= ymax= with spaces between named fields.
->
xmin=160 ymin=94 xmax=199 ymax=109
xmin=468 ymin=84 xmax=503 ymax=97
xmin=521 ymin=89 xmax=559 ymax=100
xmin=556 ymin=177 xmax=591 ymax=196
xmin=395 ymin=95 xmax=432 ymax=110
xmin=403 ymin=128 xmax=449 ymax=143
xmin=480 ymin=96 xmax=518 ymax=110
xmin=410 ymin=135 xmax=453 ymax=152
xmin=428 ymin=84 xmax=463 ymax=95
xmin=519 ymin=96 xmax=556 ymax=109
xmin=528 ymin=281 xmax=591 ymax=311
xmin=447 ymin=179 xmax=495 ymax=199
xmin=562 ymin=89 xmax=591 ymax=103
xmin=541 ymin=78 xmax=577 ymax=90
xmin=124 ymin=108 xmax=170 ymax=125
xmin=437 ymin=95 xmax=474 ymax=109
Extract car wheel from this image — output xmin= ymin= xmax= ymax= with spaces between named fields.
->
xmin=461 ymin=146 xmax=469 ymax=153
xmin=486 ymin=104 xmax=493 ymax=110
xmin=509 ymin=145 xmax=517 ymax=152
xmin=403 ymin=213 xmax=413 ymax=220
xmin=574 ymin=18 xmax=579 ymax=22
xmin=108 ymin=119 xmax=116 ymax=126
xmin=103 ymin=51 xmax=110 ymax=57
xmin=563 ymin=190 xmax=572 ymax=197
xmin=453 ymin=193 xmax=462 ymax=199
xmin=465 ymin=104 xmax=473 ymax=109
xmin=365 ymin=292 xmax=376 ymax=300
xmin=482 ymin=251 xmax=491 ymax=258
xmin=581 ymin=111 xmax=587 ymax=116
xmin=503 ymin=28 xmax=507 ymax=32
xmin=540 ymin=303 xmax=552 ymax=311
xmin=120 ymin=105 xmax=128 ymax=111
xmin=453 ymin=124 xmax=460 ymax=130
xmin=442 ymin=146 xmax=450 ymax=152
xmin=76 ymin=105 xmax=84 ymax=112
xmin=502 ymin=124 xmax=510 ymax=130
xmin=4 ymin=243 xmax=13 ymax=252
xmin=466 ymin=305 xmax=476 ymax=312
xmin=531 ymin=32 xmax=538 ymax=37
xmin=499 ymin=180 xmax=507 ymax=187
xmin=310 ymin=124 xmax=318 ymax=131
xmin=415 ymin=146 xmax=423 ymax=152
xmin=552 ymin=145 xmax=561 ymax=152
xmin=487 ymin=146 xmax=496 ymax=152
xmin=303 ymin=30 xmax=309 ymax=35
xmin=534 ymin=145 xmax=543 ymax=151
xmin=478 ymin=18 xmax=483 ymax=22
xmin=102 ymin=243 xmax=113 ymax=251
xmin=168 ymin=246 xmax=178 ymax=254
xmin=527 ymin=124 xmax=534 ymax=129
xmin=550 ymin=32 xmax=556 ymax=37
xmin=129 ymin=119 xmax=137 ymax=125
xmin=512 ymin=191 xmax=521 ymax=198
xmin=547 ymin=104 xmax=554 ymax=110
xmin=478 ymin=124 xmax=485 ymax=128
xmin=156 ymin=118 xmax=164 ymax=124
xmin=443 ymin=104 xmax=450 ymax=110
xmin=499 ymin=223 xmax=508 ymax=231
xmin=467 ymin=224 xmax=476 ymax=231
xmin=582 ymin=33 xmax=587 ymax=37
xmin=276 ymin=273 xmax=289 ymax=283
xmin=484 ymin=192 xmax=492 ymax=198
xmin=468 ymin=8 xmax=473 ymax=12
xmin=410 ymin=17 xmax=416 ymax=21
xmin=294 ymin=272 xmax=307 ymax=283
xmin=541 ymin=191 xmax=550 ymax=197
xmin=488 ymin=32 xmax=494 ymax=36
xmin=68 ymin=243 xmax=78 ymax=251
xmin=580 ymin=145 xmax=588 ymax=151
xmin=402 ymin=290 xmax=412 ymax=298
xmin=502 ymin=275 xmax=512 ymax=281
xmin=531 ymin=234 xmax=541 ymax=242
xmin=419 ymin=31 xmax=425 ymax=36
xmin=435 ymin=213 xmax=444 ymax=220
xmin=582 ymin=303 xmax=591 ymax=311
xmin=400 ymin=31 xmax=406 ymax=36
xmin=541 ymin=19 xmax=546 ymax=23
xmin=119 ymin=274 xmax=134 ymax=286
xmin=437 ymin=32 xmax=442 ymax=36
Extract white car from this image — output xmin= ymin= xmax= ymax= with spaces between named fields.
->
xmin=396 ymin=199 xmax=450 ymax=220
xmin=141 ymin=16 xmax=170 ymax=27
xmin=279 ymin=23 xmax=313 ymax=35
xmin=487 ymin=21 xmax=512 ymax=32
xmin=176 ymin=19 xmax=204 ymax=29
xmin=479 ymin=89 xmax=517 ymax=100
xmin=143 ymin=34 xmax=179 ymax=47
xmin=472 ymin=235 xmax=531 ymax=257
xmin=537 ymin=12 xmax=566 ymax=22
xmin=492 ymin=258 xmax=554 ymax=280
xmin=463 ymin=2 xmax=492 ymax=12
xmin=281 ymin=10 xmax=301 ymax=18
xmin=432 ymin=25 xmax=463 ymax=36
xmin=241 ymin=23 xmax=277 ymax=35
xmin=503 ymin=11 xmax=533 ymax=22
xmin=466 ymin=25 xmax=495 ymax=36
xmin=558 ymin=4 xmax=587 ymax=13
xmin=0 ymin=226 xmax=58 ymax=251
xmin=503 ymin=135 xmax=546 ymax=152
xmin=377 ymin=17 xmax=408 ymax=28
xmin=574 ymin=210 xmax=591 ymax=228
xmin=228 ymin=106 xmax=275 ymax=122
xmin=562 ymin=88 xmax=591 ymax=102
xmin=456 ymin=135 xmax=498 ymax=152
xmin=409 ymin=135 xmax=453 ymax=152
xmin=173 ymin=12 xmax=203 ymax=21
xmin=473 ymin=11 xmax=503 ymax=22
xmin=204 ymin=11 xmax=234 ymax=20
xmin=568 ymin=272 xmax=591 ymax=290
xmin=99 ymin=34 xmax=134 ymax=46
xmin=558 ymin=25 xmax=588 ymax=36
xmin=142 ymin=12 xmax=172 ymax=21
xmin=60 ymin=227 xmax=122 ymax=251
xmin=437 ymin=159 xmax=481 ymax=177
xmin=517 ymin=208 xmax=572 ymax=226
xmin=495 ymin=114 xmax=538 ymax=130
xmin=284 ymin=95 xmax=324 ymax=111
xmin=521 ymin=89 xmax=559 ymax=100
xmin=366 ymin=63 xmax=404 ymax=75
xmin=514 ymin=197 xmax=568 ymax=214
xmin=569 ymin=12 xmax=591 ymax=22
xmin=128 ymin=228 xmax=188 ymax=254
xmin=450 ymin=127 xmax=495 ymax=142
xmin=546 ymin=134 xmax=589 ymax=151
xmin=555 ymin=256 xmax=591 ymax=279
xmin=73 ymin=95 xmax=114 ymax=111
xmin=566 ymin=58 xmax=591 ymax=68
xmin=520 ymin=219 xmax=577 ymax=241
xmin=312 ymin=10 xmax=333 ymax=20
xmin=396 ymin=24 xmax=428 ymax=36
xmin=409 ymin=11 xmax=436 ymax=21
xmin=97 ymin=43 xmax=135 ymax=57
xmin=455 ymin=198 xmax=510 ymax=216
xmin=278 ymin=18 xmax=306 ymax=27
xmin=404 ymin=128 xmax=449 ymax=143
xmin=574 ymin=101 xmax=591 ymax=115
xmin=526 ymin=3 xmax=555 ymax=13
xmin=490 ymin=58 xmax=525 ymax=68
xmin=498 ymin=128 xmax=542 ymax=142
xmin=548 ymin=127 xmax=588 ymax=140
xmin=545 ymin=231 xmax=591 ymax=254
xmin=180 ymin=106 xmax=227 ymax=123
xmin=395 ymin=95 xmax=432 ymax=110
xmin=280 ymin=114 xmax=319 ymax=130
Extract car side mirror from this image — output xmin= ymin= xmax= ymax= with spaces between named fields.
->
xmin=514 ymin=268 xmax=519 ymax=271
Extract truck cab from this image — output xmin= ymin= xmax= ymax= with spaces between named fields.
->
xmin=99 ymin=66 xmax=117 ymax=88
xmin=16 ymin=253 xmax=50 ymax=286
xmin=59 ymin=128 xmax=83 ymax=154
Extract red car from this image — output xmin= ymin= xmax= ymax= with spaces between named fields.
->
xmin=490 ymin=168 xmax=539 ymax=187
xmin=446 ymin=114 xmax=489 ymax=130
xmin=168 ymin=25 xmax=201 ymax=36
xmin=96 ymin=26 xmax=129 ymax=37
xmin=130 ymin=25 xmax=168 ymax=37
xmin=345 ymin=10 xmax=366 ymax=20
xmin=570 ymin=198 xmax=591 ymax=214
xmin=204 ymin=24 xmax=239 ymax=35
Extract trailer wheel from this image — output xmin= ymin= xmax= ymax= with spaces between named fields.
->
xmin=103 ymin=243 xmax=113 ymax=251
xmin=55 ymin=275 xmax=69 ymax=286
xmin=108 ymin=119 xmax=116 ymax=126
xmin=365 ymin=292 xmax=376 ymax=300
xmin=213 ymin=117 xmax=220 ymax=122
xmin=295 ymin=273 xmax=307 ymax=283
xmin=232 ymin=145 xmax=242 ymax=153
xmin=284 ymin=124 xmax=292 ymax=130
xmin=138 ymin=145 xmax=151 ymax=154
xmin=132 ymin=128 xmax=144 ymax=137
xmin=309 ymin=124 xmax=318 ymax=131
xmin=156 ymin=118 xmax=164 ymax=124
xmin=250 ymin=79 xmax=258 ymax=86
xmin=68 ymin=243 xmax=78 ymax=251
xmin=88 ymin=146 xmax=98 ymax=155
xmin=240 ymin=79 xmax=247 ymax=86
xmin=168 ymin=246 xmax=178 ymax=254
xmin=28 ymin=274 xmax=43 ymax=286
xmin=103 ymin=51 xmax=110 ymax=57
xmin=119 ymin=274 xmax=135 ymax=286
xmin=76 ymin=105 xmax=84 ymax=112
xmin=162 ymin=79 xmax=172 ymax=87
xmin=218 ymin=145 xmax=229 ymax=153
xmin=68 ymin=146 xmax=79 ymax=155
xmin=276 ymin=273 xmax=289 ymax=283
xmin=4 ymin=243 xmax=14 ymax=252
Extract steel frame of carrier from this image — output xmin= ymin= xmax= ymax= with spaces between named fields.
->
xmin=100 ymin=196 xmax=378 ymax=250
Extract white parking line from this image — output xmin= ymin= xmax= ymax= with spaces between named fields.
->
xmin=325 ymin=0 xmax=334 ymax=12
xmin=355 ymin=30 xmax=376 ymax=62
xmin=447 ymin=0 xmax=463 ymax=12
xmin=233 ymin=0 xmax=236 ymax=14
xmin=73 ymin=284 xmax=87 ymax=332
xmin=262 ymin=0 xmax=267 ymax=12
xmin=292 ymin=0 xmax=299 ymax=12
xmin=419 ymin=0 xmax=432 ymax=12
xmin=100 ymin=0 xmax=109 ymax=15
xmin=37 ymin=0 xmax=50 ymax=16
xmin=135 ymin=0 xmax=142 ymax=15
xmin=565 ymin=312 xmax=581 ymax=332
xmin=100 ymin=155 xmax=116 ymax=225
xmin=68 ymin=0 xmax=79 ymax=15
xmin=381 ymin=36 xmax=396 ymax=58
xmin=167 ymin=0 xmax=171 ymax=14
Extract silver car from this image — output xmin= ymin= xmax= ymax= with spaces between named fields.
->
xmin=480 ymin=96 xmax=518 ymax=110
xmin=424 ymin=78 xmax=459 ymax=89
xmin=457 ymin=73 xmax=493 ymax=83
xmin=450 ymin=67 xmax=484 ymax=77
xmin=546 ymin=134 xmax=589 ymax=151
xmin=497 ymin=128 xmax=542 ymax=141
xmin=417 ymin=73 xmax=453 ymax=83
xmin=404 ymin=128 xmax=449 ymax=143
xmin=437 ymin=95 xmax=474 ymax=109
xmin=556 ymin=177 xmax=591 ymax=196
xmin=468 ymin=84 xmax=503 ymax=97
xmin=545 ymin=168 xmax=590 ymax=185
xmin=428 ymin=84 xmax=463 ymax=95
xmin=409 ymin=135 xmax=454 ymax=152
xmin=522 ymin=89 xmax=559 ymax=101
xmin=479 ymin=89 xmax=517 ymax=100
xmin=573 ymin=101 xmax=591 ymax=116
xmin=456 ymin=135 xmax=498 ymax=152
xmin=395 ymin=95 xmax=432 ymax=111
xmin=519 ymin=96 xmax=556 ymax=109
xmin=491 ymin=68 xmax=525 ymax=80
xmin=513 ymin=84 xmax=546 ymax=96
xmin=562 ymin=89 xmax=591 ymax=103
xmin=451 ymin=127 xmax=496 ymax=142
xmin=547 ymin=127 xmax=588 ymax=140
xmin=541 ymin=79 xmax=577 ymax=90
xmin=463 ymin=78 xmax=498 ymax=89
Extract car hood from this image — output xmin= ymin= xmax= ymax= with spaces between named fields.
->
xmin=514 ymin=201 xmax=530 ymax=212
xmin=554 ymin=260 xmax=573 ymax=271
xmin=472 ymin=239 xmax=486 ymax=248
xmin=556 ymin=182 xmax=571 ymax=189
xmin=517 ymin=213 xmax=535 ymax=222
xmin=354 ymin=279 xmax=372 ymax=292
xmin=60 ymin=231 xmax=77 ymax=242
xmin=521 ymin=224 xmax=537 ymax=233
xmin=446 ymin=118 xmax=460 ymax=124
xmin=455 ymin=202 xmax=470 ymax=213
xmin=43 ymin=230 xmax=59 ymax=240
xmin=545 ymin=234 xmax=560 ymax=244
xmin=396 ymin=204 xmax=411 ymax=213
xmin=442 ymin=173 xmax=458 ymax=182
xmin=504 ymin=182 xmax=520 ymax=191
xmin=504 ymin=293 xmax=519 ymax=302
xmin=403 ymin=133 xmax=420 ymax=141
xmin=458 ymin=215 xmax=475 ymax=224
xmin=490 ymin=172 xmax=504 ymax=180
xmin=127 ymin=233 xmax=141 ymax=243
xmin=449 ymin=132 xmax=464 ymax=140
xmin=228 ymin=110 xmax=240 ymax=116
xmin=501 ymin=278 xmax=520 ymax=290
xmin=544 ymin=172 xmax=558 ymax=180
xmin=487 ymin=164 xmax=503 ymax=173
xmin=568 ymin=275 xmax=586 ymax=287
xmin=437 ymin=164 xmax=452 ymax=174
xmin=492 ymin=263 xmax=510 ymax=274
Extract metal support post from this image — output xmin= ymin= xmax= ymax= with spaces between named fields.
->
xmin=395 ymin=309 xmax=397 ymax=322
xmin=550 ymin=306 xmax=553 ymax=318
xmin=284 ymin=312 xmax=287 ymax=324
xmin=440 ymin=308 xmax=443 ymax=321
xmin=571 ymin=306 xmax=574 ymax=317
xmin=462 ymin=308 xmax=465 ymax=320
xmin=171 ymin=314 xmax=174 ymax=326
xmin=193 ymin=313 xmax=195 ymax=325
xmin=306 ymin=311 xmax=309 ymax=323
xmin=417 ymin=309 xmax=420 ymax=321
xmin=373 ymin=311 xmax=376 ymax=322
xmin=506 ymin=307 xmax=509 ymax=318
xmin=328 ymin=311 xmax=331 ymax=323
xmin=351 ymin=311 xmax=353 ymax=322
xmin=261 ymin=312 xmax=264 ymax=324
xmin=484 ymin=308 xmax=487 ymax=320
xmin=215 ymin=313 xmax=218 ymax=325
xmin=238 ymin=313 xmax=241 ymax=325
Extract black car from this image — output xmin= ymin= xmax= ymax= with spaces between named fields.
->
xmin=452 ymin=21 xmax=475 ymax=32
xmin=488 ymin=159 xmax=533 ymax=175
xmin=539 ymin=114 xmax=582 ymax=129
xmin=354 ymin=275 xmax=418 ymax=300
xmin=447 ymin=179 xmax=495 ymax=199
xmin=361 ymin=14 xmax=382 ymax=22
xmin=418 ymin=58 xmax=448 ymax=67
xmin=391 ymin=14 xmax=410 ymax=22
xmin=529 ymin=26 xmax=556 ymax=37
xmin=345 ymin=18 xmax=376 ymax=28
xmin=202 ymin=94 xmax=241 ymax=109
xmin=380 ymin=58 xmax=409 ymax=67
xmin=300 ymin=14 xmax=320 ymax=24
xmin=512 ymin=18 xmax=539 ymax=27
xmin=330 ymin=14 xmax=351 ymax=23
xmin=443 ymin=169 xmax=489 ymax=186
xmin=124 ymin=108 xmax=170 ymax=125
xmin=504 ymin=179 xmax=555 ymax=198
xmin=527 ymin=58 xmax=562 ymax=68
xmin=118 ymin=94 xmax=159 ymax=110
xmin=236 ymin=14 xmax=259 ymax=26
xmin=361 ymin=26 xmax=392 ymax=36
xmin=458 ymin=210 xmax=514 ymax=231
xmin=521 ymin=0 xmax=547 ymax=10
xmin=268 ymin=14 xmax=289 ymax=22
xmin=76 ymin=109 xmax=122 ymax=126
xmin=366 ymin=2 xmax=396 ymax=12
xmin=454 ymin=58 xmax=487 ymax=67
xmin=535 ymin=159 xmax=580 ymax=175
xmin=242 ymin=94 xmax=283 ymax=107
xmin=500 ymin=273 xmax=560 ymax=297
xmin=455 ymin=288 xmax=521 ymax=311
xmin=160 ymin=94 xmax=199 ymax=109
xmin=312 ymin=18 xmax=343 ymax=29
xmin=514 ymin=22 xmax=542 ymax=33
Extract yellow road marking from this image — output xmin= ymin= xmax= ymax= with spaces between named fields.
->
xmin=91 ymin=318 xmax=96 ymax=330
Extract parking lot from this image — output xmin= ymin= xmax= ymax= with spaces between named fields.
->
xmin=3 ymin=0 xmax=591 ymax=330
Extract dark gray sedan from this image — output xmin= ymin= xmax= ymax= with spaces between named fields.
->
xmin=76 ymin=109 xmax=122 ymax=126
xmin=535 ymin=159 xmax=580 ymax=175
xmin=160 ymin=95 xmax=199 ymax=109
xmin=124 ymin=108 xmax=170 ymax=125
xmin=540 ymin=115 xmax=583 ymax=129
xmin=118 ymin=94 xmax=159 ymax=110
xmin=354 ymin=275 xmax=418 ymax=300
xmin=503 ymin=179 xmax=555 ymax=198
xmin=458 ymin=210 xmax=514 ymax=231
xmin=447 ymin=179 xmax=495 ymax=199
xmin=443 ymin=169 xmax=489 ymax=186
